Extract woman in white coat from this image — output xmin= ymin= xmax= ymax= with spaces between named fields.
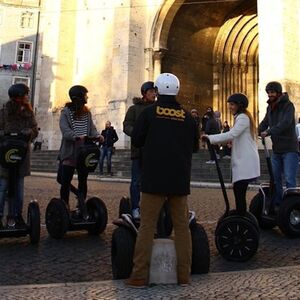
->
xmin=203 ymin=93 xmax=260 ymax=215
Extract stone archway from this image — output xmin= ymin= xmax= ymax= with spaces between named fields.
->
xmin=151 ymin=0 xmax=258 ymax=123
xmin=213 ymin=13 xmax=258 ymax=124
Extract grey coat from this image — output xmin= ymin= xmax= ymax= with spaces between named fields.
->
xmin=59 ymin=106 xmax=99 ymax=161
xmin=0 ymin=100 xmax=38 ymax=178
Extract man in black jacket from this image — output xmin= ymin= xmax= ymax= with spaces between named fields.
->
xmin=126 ymin=73 xmax=199 ymax=288
xmin=259 ymin=81 xmax=298 ymax=209
xmin=99 ymin=121 xmax=118 ymax=175
xmin=123 ymin=82 xmax=156 ymax=219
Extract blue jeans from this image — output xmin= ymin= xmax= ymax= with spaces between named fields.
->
xmin=271 ymin=152 xmax=299 ymax=205
xmin=0 ymin=177 xmax=24 ymax=217
xmin=130 ymin=159 xmax=141 ymax=209
xmin=99 ymin=146 xmax=113 ymax=174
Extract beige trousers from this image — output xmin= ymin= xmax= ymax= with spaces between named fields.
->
xmin=130 ymin=193 xmax=192 ymax=283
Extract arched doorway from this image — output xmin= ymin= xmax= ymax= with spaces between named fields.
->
xmin=152 ymin=0 xmax=258 ymax=124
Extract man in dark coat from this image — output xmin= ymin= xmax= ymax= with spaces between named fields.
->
xmin=99 ymin=121 xmax=118 ymax=175
xmin=126 ymin=73 xmax=199 ymax=288
xmin=259 ymin=81 xmax=298 ymax=208
xmin=123 ymin=81 xmax=156 ymax=219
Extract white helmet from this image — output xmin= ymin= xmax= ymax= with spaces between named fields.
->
xmin=154 ymin=73 xmax=180 ymax=95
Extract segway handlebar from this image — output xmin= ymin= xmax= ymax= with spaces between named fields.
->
xmin=259 ymin=136 xmax=275 ymax=192
xmin=205 ymin=137 xmax=230 ymax=214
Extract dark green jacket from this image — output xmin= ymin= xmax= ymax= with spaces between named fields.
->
xmin=123 ymin=97 xmax=153 ymax=159
xmin=259 ymin=93 xmax=298 ymax=153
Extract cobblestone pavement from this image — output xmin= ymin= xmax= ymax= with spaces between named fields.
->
xmin=1 ymin=266 xmax=300 ymax=299
xmin=1 ymin=175 xmax=300 ymax=287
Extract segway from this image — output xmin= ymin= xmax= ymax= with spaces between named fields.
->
xmin=249 ymin=137 xmax=300 ymax=237
xmin=0 ymin=133 xmax=40 ymax=244
xmin=206 ymin=139 xmax=260 ymax=262
xmin=118 ymin=196 xmax=173 ymax=237
xmin=111 ymin=205 xmax=210 ymax=279
xmin=46 ymin=137 xmax=108 ymax=239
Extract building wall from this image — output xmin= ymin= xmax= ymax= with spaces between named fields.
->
xmin=0 ymin=2 xmax=39 ymax=105
xmin=32 ymin=0 xmax=300 ymax=149
xmin=258 ymin=0 xmax=300 ymax=120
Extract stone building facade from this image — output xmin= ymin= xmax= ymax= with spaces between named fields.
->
xmin=1 ymin=0 xmax=300 ymax=149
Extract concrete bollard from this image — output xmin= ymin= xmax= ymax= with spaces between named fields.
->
xmin=149 ymin=238 xmax=177 ymax=284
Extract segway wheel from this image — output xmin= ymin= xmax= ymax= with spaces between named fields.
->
xmin=45 ymin=198 xmax=69 ymax=239
xmin=118 ymin=197 xmax=131 ymax=218
xmin=27 ymin=201 xmax=41 ymax=244
xmin=111 ymin=226 xmax=136 ymax=279
xmin=249 ymin=190 xmax=276 ymax=230
xmin=190 ymin=222 xmax=210 ymax=274
xmin=277 ymin=195 xmax=300 ymax=238
xmin=215 ymin=216 xmax=259 ymax=262
xmin=86 ymin=197 xmax=108 ymax=235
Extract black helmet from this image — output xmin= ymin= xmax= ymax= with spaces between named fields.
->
xmin=8 ymin=84 xmax=29 ymax=99
xmin=227 ymin=93 xmax=248 ymax=109
xmin=68 ymin=85 xmax=88 ymax=101
xmin=265 ymin=81 xmax=282 ymax=94
xmin=140 ymin=81 xmax=155 ymax=96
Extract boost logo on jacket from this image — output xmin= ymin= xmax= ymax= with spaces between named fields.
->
xmin=156 ymin=106 xmax=185 ymax=121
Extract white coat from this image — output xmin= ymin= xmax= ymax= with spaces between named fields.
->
xmin=208 ymin=113 xmax=260 ymax=183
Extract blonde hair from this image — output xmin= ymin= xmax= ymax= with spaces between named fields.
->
xmin=243 ymin=109 xmax=256 ymax=139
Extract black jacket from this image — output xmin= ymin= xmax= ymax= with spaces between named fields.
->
xmin=101 ymin=127 xmax=118 ymax=147
xmin=259 ymin=93 xmax=298 ymax=153
xmin=132 ymin=95 xmax=199 ymax=195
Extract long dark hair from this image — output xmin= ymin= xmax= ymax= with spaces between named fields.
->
xmin=65 ymin=102 xmax=89 ymax=118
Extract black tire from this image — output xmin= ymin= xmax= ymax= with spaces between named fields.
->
xmin=86 ymin=197 xmax=108 ymax=235
xmin=277 ymin=195 xmax=300 ymax=238
xmin=215 ymin=215 xmax=259 ymax=262
xmin=219 ymin=210 xmax=260 ymax=234
xmin=190 ymin=223 xmax=210 ymax=274
xmin=249 ymin=190 xmax=276 ymax=230
xmin=27 ymin=201 xmax=40 ymax=244
xmin=45 ymin=198 xmax=69 ymax=239
xmin=118 ymin=197 xmax=131 ymax=218
xmin=156 ymin=201 xmax=173 ymax=237
xmin=111 ymin=226 xmax=136 ymax=279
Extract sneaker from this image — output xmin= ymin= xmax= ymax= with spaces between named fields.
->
xmin=122 ymin=213 xmax=138 ymax=234
xmin=132 ymin=208 xmax=140 ymax=220
xmin=205 ymin=160 xmax=215 ymax=164
xmin=125 ymin=278 xmax=148 ymax=289
xmin=223 ymin=155 xmax=231 ymax=159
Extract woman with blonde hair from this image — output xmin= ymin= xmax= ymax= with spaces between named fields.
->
xmin=202 ymin=93 xmax=260 ymax=214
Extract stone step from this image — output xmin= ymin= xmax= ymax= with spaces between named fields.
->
xmin=30 ymin=149 xmax=300 ymax=183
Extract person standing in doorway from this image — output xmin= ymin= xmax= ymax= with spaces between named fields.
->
xmin=123 ymin=81 xmax=156 ymax=220
xmin=99 ymin=121 xmax=118 ymax=176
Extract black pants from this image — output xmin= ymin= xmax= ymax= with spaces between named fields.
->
xmin=233 ymin=179 xmax=251 ymax=215
xmin=59 ymin=164 xmax=88 ymax=205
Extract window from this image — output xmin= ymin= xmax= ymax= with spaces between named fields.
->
xmin=16 ymin=41 xmax=33 ymax=63
xmin=12 ymin=76 xmax=30 ymax=86
xmin=20 ymin=11 xmax=34 ymax=28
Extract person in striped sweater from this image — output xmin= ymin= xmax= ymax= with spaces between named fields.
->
xmin=58 ymin=85 xmax=103 ymax=208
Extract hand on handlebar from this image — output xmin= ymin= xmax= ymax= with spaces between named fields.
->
xmin=260 ymin=131 xmax=268 ymax=139
xmin=201 ymin=134 xmax=209 ymax=142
